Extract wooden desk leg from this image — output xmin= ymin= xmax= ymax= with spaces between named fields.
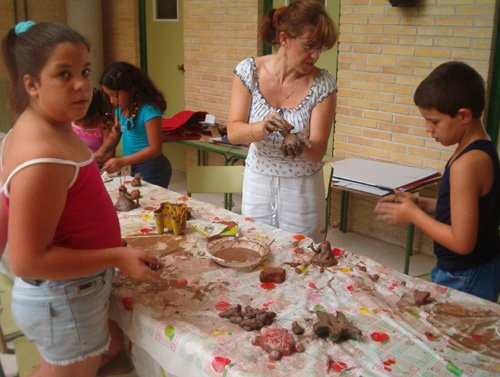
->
xmin=339 ymin=191 xmax=349 ymax=233
xmin=404 ymin=224 xmax=415 ymax=275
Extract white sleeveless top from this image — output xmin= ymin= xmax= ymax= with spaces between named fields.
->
xmin=234 ymin=57 xmax=337 ymax=177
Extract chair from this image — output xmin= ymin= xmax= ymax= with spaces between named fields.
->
xmin=322 ymin=164 xmax=333 ymax=240
xmin=0 ymin=271 xmax=29 ymax=377
xmin=12 ymin=336 xmax=39 ymax=377
xmin=186 ymin=165 xmax=245 ymax=211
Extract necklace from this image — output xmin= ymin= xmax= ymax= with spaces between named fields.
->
xmin=285 ymin=79 xmax=299 ymax=99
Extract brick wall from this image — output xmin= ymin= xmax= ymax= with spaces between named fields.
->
xmin=332 ymin=0 xmax=496 ymax=254
xmin=335 ymin=0 xmax=495 ymax=168
xmin=183 ymin=0 xmax=263 ymax=122
xmin=102 ymin=0 xmax=139 ymax=66
xmin=0 ymin=0 xmax=67 ymax=81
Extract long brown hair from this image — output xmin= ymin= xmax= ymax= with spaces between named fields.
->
xmin=2 ymin=22 xmax=89 ymax=114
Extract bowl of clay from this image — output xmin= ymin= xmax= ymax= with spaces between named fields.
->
xmin=206 ymin=237 xmax=271 ymax=269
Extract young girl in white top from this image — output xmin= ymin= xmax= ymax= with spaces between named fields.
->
xmin=1 ymin=21 xmax=161 ymax=376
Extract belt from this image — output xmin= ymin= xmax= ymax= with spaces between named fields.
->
xmin=22 ymin=279 xmax=44 ymax=286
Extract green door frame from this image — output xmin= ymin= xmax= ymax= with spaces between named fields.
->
xmin=486 ymin=1 xmax=500 ymax=147
xmin=138 ymin=0 xmax=148 ymax=72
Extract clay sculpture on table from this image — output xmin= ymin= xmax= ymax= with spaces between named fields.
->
xmin=131 ymin=173 xmax=142 ymax=187
xmin=399 ymin=289 xmax=433 ymax=307
xmin=291 ymin=321 xmax=305 ymax=335
xmin=218 ymin=304 xmax=276 ymax=331
xmin=259 ymin=266 xmax=286 ymax=283
xmin=313 ymin=310 xmax=362 ymax=342
xmin=252 ymin=327 xmax=305 ymax=361
xmin=309 ymin=240 xmax=338 ymax=267
xmin=114 ymin=185 xmax=140 ymax=212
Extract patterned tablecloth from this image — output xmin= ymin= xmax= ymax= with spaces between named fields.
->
xmin=106 ymin=178 xmax=500 ymax=377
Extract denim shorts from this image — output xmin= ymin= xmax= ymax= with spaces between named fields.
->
xmin=431 ymin=253 xmax=500 ymax=302
xmin=132 ymin=154 xmax=172 ymax=189
xmin=11 ymin=269 xmax=114 ymax=365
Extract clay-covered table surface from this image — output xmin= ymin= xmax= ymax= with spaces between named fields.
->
xmin=105 ymin=178 xmax=499 ymax=377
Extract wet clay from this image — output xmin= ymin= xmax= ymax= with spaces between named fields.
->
xmin=313 ymin=310 xmax=362 ymax=342
xmin=131 ymin=173 xmax=142 ymax=187
xmin=259 ymin=267 xmax=286 ymax=283
xmin=291 ymin=321 xmax=305 ymax=335
xmin=213 ymin=248 xmax=261 ymax=263
xmin=219 ymin=304 xmax=276 ymax=331
xmin=115 ymin=185 xmax=140 ymax=212
xmin=309 ymin=240 xmax=338 ymax=267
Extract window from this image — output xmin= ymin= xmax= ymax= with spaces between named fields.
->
xmin=154 ymin=0 xmax=178 ymax=21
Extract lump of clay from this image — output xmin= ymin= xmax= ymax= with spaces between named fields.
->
xmin=291 ymin=321 xmax=304 ymax=335
xmin=309 ymin=240 xmax=338 ymax=267
xmin=259 ymin=267 xmax=286 ymax=283
xmin=219 ymin=304 xmax=276 ymax=331
xmin=414 ymin=290 xmax=431 ymax=305
xmin=115 ymin=185 xmax=140 ymax=212
xmin=398 ymin=289 xmax=432 ymax=307
xmin=131 ymin=173 xmax=142 ymax=187
xmin=313 ymin=310 xmax=362 ymax=342
xmin=252 ymin=327 xmax=305 ymax=361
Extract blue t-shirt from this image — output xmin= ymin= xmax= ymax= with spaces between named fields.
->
xmin=116 ymin=104 xmax=162 ymax=156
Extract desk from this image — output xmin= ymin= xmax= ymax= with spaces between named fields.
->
xmin=165 ymin=138 xmax=248 ymax=209
xmin=106 ymin=179 xmax=499 ymax=377
xmin=330 ymin=158 xmax=441 ymax=275
xmin=167 ymin=139 xmax=248 ymax=166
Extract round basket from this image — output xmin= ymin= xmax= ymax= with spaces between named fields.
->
xmin=206 ymin=237 xmax=270 ymax=269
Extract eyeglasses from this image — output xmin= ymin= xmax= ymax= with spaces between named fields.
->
xmin=295 ymin=38 xmax=326 ymax=55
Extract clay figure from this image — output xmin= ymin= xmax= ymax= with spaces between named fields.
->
xmin=313 ymin=310 xmax=362 ymax=342
xmin=291 ymin=321 xmax=305 ymax=335
xmin=115 ymin=185 xmax=140 ymax=212
xmin=414 ymin=289 xmax=432 ymax=305
xmin=259 ymin=266 xmax=286 ymax=283
xmin=252 ymin=327 xmax=305 ymax=361
xmin=309 ymin=240 xmax=338 ymax=267
xmin=131 ymin=173 xmax=142 ymax=187
xmin=219 ymin=304 xmax=276 ymax=331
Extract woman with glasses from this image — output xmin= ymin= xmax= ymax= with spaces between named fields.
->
xmin=227 ymin=0 xmax=338 ymax=241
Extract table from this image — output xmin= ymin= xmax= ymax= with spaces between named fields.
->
xmin=330 ymin=158 xmax=441 ymax=275
xmin=106 ymin=178 xmax=500 ymax=377
xmin=167 ymin=139 xmax=248 ymax=166
xmin=165 ymin=138 xmax=248 ymax=209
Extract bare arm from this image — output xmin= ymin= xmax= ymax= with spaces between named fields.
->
xmin=94 ymin=121 xmax=121 ymax=163
xmin=0 ymin=194 xmax=6 ymax=256
xmin=103 ymin=116 xmax=163 ymax=174
xmin=374 ymin=151 xmax=490 ymax=254
xmin=7 ymin=164 xmax=160 ymax=281
xmin=300 ymin=92 xmax=336 ymax=163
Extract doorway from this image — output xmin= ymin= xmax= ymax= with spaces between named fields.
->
xmin=145 ymin=0 xmax=185 ymax=117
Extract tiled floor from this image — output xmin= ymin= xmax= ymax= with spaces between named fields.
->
xmin=170 ymin=169 xmax=436 ymax=277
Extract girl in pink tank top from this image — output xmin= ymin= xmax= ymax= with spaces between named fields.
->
xmin=72 ymin=88 xmax=115 ymax=165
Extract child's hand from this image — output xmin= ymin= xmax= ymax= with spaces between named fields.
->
xmin=118 ymin=247 xmax=163 ymax=281
xmin=373 ymin=193 xmax=419 ymax=224
xmin=103 ymin=158 xmax=123 ymax=174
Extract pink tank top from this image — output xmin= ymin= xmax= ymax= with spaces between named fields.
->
xmin=71 ymin=123 xmax=104 ymax=153
xmin=2 ymin=156 xmax=121 ymax=250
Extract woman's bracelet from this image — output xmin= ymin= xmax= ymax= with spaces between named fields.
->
xmin=250 ymin=124 xmax=257 ymax=142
